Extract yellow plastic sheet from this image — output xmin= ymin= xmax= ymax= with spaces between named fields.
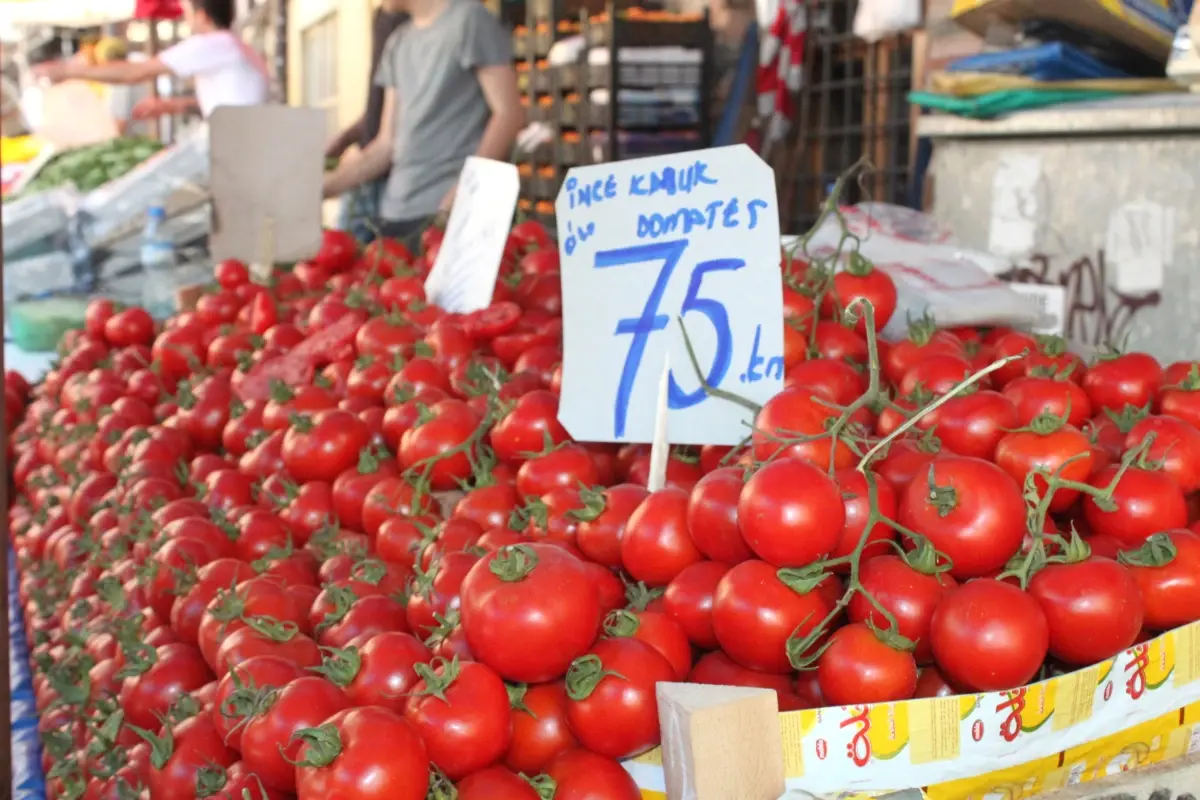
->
xmin=0 ymin=135 xmax=45 ymax=164
xmin=929 ymin=71 xmax=1184 ymax=98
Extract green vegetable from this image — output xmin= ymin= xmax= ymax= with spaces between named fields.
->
xmin=5 ymin=136 xmax=163 ymax=201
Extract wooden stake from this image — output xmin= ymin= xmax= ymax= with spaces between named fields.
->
xmin=251 ymin=215 xmax=275 ymax=284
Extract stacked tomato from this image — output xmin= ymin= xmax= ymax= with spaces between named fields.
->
xmin=11 ymin=219 xmax=1200 ymax=800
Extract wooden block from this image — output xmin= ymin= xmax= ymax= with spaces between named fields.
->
xmin=656 ymin=682 xmax=785 ymax=800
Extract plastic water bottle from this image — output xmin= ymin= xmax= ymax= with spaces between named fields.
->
xmin=140 ymin=205 xmax=177 ymax=319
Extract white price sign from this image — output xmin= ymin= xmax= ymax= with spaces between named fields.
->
xmin=424 ymin=156 xmax=520 ymax=313
xmin=555 ymin=145 xmax=784 ymax=445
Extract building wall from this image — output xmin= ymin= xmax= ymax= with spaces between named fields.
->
xmin=287 ymin=0 xmax=375 ymax=141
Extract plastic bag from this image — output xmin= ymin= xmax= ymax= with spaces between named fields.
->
xmin=787 ymin=202 xmax=1048 ymax=339
xmin=853 ymin=0 xmax=921 ymax=42
xmin=80 ymin=124 xmax=210 ymax=246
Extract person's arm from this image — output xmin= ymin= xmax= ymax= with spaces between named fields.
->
xmin=326 ymin=117 xmax=366 ymax=160
xmin=132 ymin=95 xmax=199 ymax=120
xmin=323 ymin=90 xmax=394 ymax=198
xmin=474 ymin=65 xmax=525 ymax=161
xmin=33 ymin=58 xmax=169 ymax=85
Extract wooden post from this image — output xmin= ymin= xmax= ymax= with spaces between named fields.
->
xmin=147 ymin=19 xmax=161 ymax=141
xmin=656 ymin=682 xmax=785 ymax=800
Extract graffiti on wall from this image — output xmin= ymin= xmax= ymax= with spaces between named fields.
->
xmin=999 ymin=250 xmax=1161 ymax=347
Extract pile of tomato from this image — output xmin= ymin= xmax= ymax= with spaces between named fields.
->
xmin=10 ymin=216 xmax=1200 ymax=800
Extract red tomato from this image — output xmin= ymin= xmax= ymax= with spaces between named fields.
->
xmin=459 ymin=543 xmax=601 ymax=683
xmin=505 ymin=681 xmax=578 ymax=774
xmin=1123 ymin=530 xmax=1200 ymax=631
xmin=313 ymin=229 xmax=359 ymax=273
xmin=712 ymin=560 xmax=838 ymax=674
xmin=817 ymin=622 xmax=918 ymax=704
xmin=119 ymin=642 xmax=214 ymax=732
xmin=1125 ymin=415 xmax=1200 ymax=492
xmin=994 ymin=420 xmax=1093 ymax=512
xmin=831 ymin=469 xmax=897 ymax=564
xmin=105 ymin=307 xmax=156 ymax=347
xmin=563 ymin=637 xmax=675 ymax=759
xmin=545 ymin=749 xmax=641 ymax=800
xmin=293 ymin=706 xmax=428 ymax=800
xmin=602 ymin=607 xmax=692 ymax=680
xmin=1082 ymin=465 xmax=1187 ymax=547
xmin=282 ymin=409 xmax=371 ymax=484
xmin=1028 ymin=556 xmax=1143 ymax=665
xmin=752 ymin=387 xmax=852 ymax=469
xmin=847 ymin=554 xmax=957 ymax=665
xmin=826 ymin=264 xmax=898 ymax=333
xmin=1003 ymin=375 xmax=1092 ymax=428
xmin=620 ymin=486 xmax=703 ymax=586
xmin=922 ymin=390 xmax=1018 ymax=461
xmin=686 ymin=467 xmax=754 ymax=565
xmin=1083 ymin=352 xmax=1162 ymax=413
xmin=399 ymin=399 xmax=482 ymax=491
xmin=141 ymin=713 xmax=237 ymax=798
xmin=404 ymin=658 xmax=512 ymax=780
xmin=454 ymin=766 xmax=542 ymax=800
xmin=462 ymin=302 xmax=523 ymax=339
xmin=930 ymin=580 xmax=1048 ymax=692
xmin=240 ymin=676 xmax=349 ymax=791
xmin=738 ymin=458 xmax=845 ymax=568
xmin=662 ymin=560 xmax=727 ymax=650
xmin=575 ymin=484 xmax=649 ymax=569
xmin=898 ymin=457 xmax=1025 ymax=579
xmin=211 ymin=656 xmax=304 ymax=751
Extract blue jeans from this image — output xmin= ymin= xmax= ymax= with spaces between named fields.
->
xmin=337 ymin=179 xmax=385 ymax=245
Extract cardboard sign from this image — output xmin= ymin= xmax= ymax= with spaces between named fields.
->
xmin=555 ymin=144 xmax=784 ymax=445
xmin=424 ymin=156 xmax=520 ymax=313
xmin=209 ymin=105 xmax=324 ymax=266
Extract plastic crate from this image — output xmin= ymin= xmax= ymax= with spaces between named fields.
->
xmin=8 ymin=296 xmax=90 ymax=353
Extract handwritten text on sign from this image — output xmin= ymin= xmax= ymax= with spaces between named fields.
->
xmin=555 ymin=145 xmax=784 ymax=445
xmin=424 ymin=156 xmax=520 ymax=314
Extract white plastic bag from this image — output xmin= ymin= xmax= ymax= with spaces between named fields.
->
xmin=853 ymin=0 xmax=921 ymax=43
xmin=785 ymin=203 xmax=1048 ymax=339
xmin=80 ymin=124 xmax=210 ymax=246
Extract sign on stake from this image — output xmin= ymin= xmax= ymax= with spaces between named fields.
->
xmin=424 ymin=156 xmax=520 ymax=313
xmin=555 ymin=145 xmax=784 ymax=445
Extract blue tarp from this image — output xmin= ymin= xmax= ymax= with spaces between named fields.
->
xmin=9 ymin=548 xmax=45 ymax=799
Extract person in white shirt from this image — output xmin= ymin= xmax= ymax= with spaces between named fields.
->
xmin=31 ymin=0 xmax=269 ymax=120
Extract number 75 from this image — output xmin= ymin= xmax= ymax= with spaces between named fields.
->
xmin=595 ymin=239 xmax=744 ymax=439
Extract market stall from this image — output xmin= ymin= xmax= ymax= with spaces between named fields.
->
xmin=12 ymin=0 xmax=1200 ymax=796
xmin=8 ymin=127 xmax=1200 ymax=800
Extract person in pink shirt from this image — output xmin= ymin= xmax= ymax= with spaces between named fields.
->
xmin=32 ymin=0 xmax=269 ymax=120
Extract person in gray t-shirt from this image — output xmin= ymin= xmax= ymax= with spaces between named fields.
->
xmin=322 ymin=0 xmax=524 ymax=253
